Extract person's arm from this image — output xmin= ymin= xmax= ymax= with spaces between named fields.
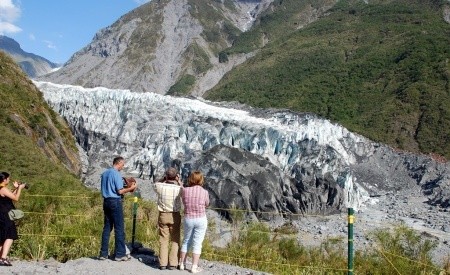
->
xmin=0 ymin=184 xmax=25 ymax=202
xmin=204 ymin=189 xmax=210 ymax=207
xmin=118 ymin=182 xmax=137 ymax=195
xmin=176 ymin=174 xmax=184 ymax=188
xmin=114 ymin=173 xmax=136 ymax=195
xmin=12 ymin=181 xmax=20 ymax=195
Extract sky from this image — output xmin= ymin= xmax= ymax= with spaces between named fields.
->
xmin=0 ymin=0 xmax=151 ymax=64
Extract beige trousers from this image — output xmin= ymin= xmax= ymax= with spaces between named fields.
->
xmin=158 ymin=211 xmax=181 ymax=267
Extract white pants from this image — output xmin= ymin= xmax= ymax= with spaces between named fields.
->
xmin=181 ymin=216 xmax=207 ymax=254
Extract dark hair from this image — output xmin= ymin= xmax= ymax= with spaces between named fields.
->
xmin=165 ymin=167 xmax=178 ymax=180
xmin=113 ymin=156 xmax=124 ymax=165
xmin=0 ymin=172 xmax=8 ymax=187
xmin=1 ymin=172 xmax=10 ymax=179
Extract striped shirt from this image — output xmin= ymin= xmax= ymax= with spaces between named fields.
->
xmin=182 ymin=185 xmax=209 ymax=219
xmin=154 ymin=182 xmax=182 ymax=212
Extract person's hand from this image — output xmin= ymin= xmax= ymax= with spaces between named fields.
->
xmin=176 ymin=175 xmax=183 ymax=186
xmin=129 ymin=182 xmax=137 ymax=192
xmin=13 ymin=181 xmax=19 ymax=188
xmin=18 ymin=183 xmax=26 ymax=190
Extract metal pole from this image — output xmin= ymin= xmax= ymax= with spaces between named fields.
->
xmin=348 ymin=207 xmax=354 ymax=275
xmin=131 ymin=190 xmax=139 ymax=252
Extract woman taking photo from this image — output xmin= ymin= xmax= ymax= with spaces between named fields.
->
xmin=179 ymin=171 xmax=209 ymax=273
xmin=0 ymin=172 xmax=26 ymax=266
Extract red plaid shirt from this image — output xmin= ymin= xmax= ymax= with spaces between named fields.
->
xmin=182 ymin=185 xmax=209 ymax=219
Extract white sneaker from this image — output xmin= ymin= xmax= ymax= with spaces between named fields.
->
xmin=191 ymin=265 xmax=202 ymax=273
xmin=179 ymin=263 xmax=185 ymax=270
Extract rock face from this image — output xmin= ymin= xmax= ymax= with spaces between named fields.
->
xmin=0 ymin=35 xmax=59 ymax=77
xmin=38 ymin=0 xmax=275 ymax=95
xmin=35 ymin=81 xmax=450 ymax=219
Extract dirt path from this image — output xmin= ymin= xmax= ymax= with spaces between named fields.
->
xmin=2 ymin=255 xmax=269 ymax=275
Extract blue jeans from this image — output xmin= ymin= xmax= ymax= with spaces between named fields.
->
xmin=100 ymin=198 xmax=126 ymax=258
xmin=181 ymin=216 xmax=207 ymax=254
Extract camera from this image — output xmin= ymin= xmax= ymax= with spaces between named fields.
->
xmin=122 ymin=177 xmax=136 ymax=188
xmin=19 ymin=182 xmax=29 ymax=189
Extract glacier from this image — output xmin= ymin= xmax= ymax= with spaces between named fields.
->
xmin=34 ymin=81 xmax=450 ymax=218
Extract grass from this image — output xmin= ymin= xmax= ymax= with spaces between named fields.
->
xmin=14 ymin=194 xmax=159 ymax=262
xmin=12 ymin=191 xmax=449 ymax=274
xmin=202 ymin=220 xmax=448 ymax=275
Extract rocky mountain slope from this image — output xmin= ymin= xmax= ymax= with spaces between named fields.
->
xmin=39 ymin=0 xmax=275 ymax=94
xmin=0 ymin=35 xmax=59 ymax=78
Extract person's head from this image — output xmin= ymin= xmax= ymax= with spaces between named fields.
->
xmin=188 ymin=171 xmax=204 ymax=187
xmin=0 ymin=172 xmax=10 ymax=188
xmin=165 ymin=167 xmax=178 ymax=181
xmin=113 ymin=156 xmax=125 ymax=171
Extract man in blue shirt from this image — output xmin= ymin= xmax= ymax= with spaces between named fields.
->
xmin=98 ymin=156 xmax=137 ymax=261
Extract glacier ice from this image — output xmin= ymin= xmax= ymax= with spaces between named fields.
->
xmin=34 ymin=81 xmax=448 ymax=214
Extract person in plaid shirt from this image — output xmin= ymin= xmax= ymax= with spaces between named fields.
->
xmin=178 ymin=171 xmax=209 ymax=273
xmin=154 ymin=167 xmax=183 ymax=270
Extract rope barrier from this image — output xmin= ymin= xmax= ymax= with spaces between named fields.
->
xmin=377 ymin=247 xmax=402 ymax=275
xmin=203 ymin=252 xmax=348 ymax=272
xmin=24 ymin=194 xmax=96 ymax=199
xmin=15 ymin=193 xmax=447 ymax=274
xmin=375 ymin=247 xmax=446 ymax=273
xmin=22 ymin=194 xmax=346 ymax=218
xmin=19 ymin=233 xmax=97 ymax=238
xmin=207 ymin=206 xmax=339 ymax=218
xmin=24 ymin=211 xmax=87 ymax=217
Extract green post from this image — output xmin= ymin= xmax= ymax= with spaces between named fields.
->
xmin=348 ymin=207 xmax=354 ymax=275
xmin=131 ymin=189 xmax=140 ymax=252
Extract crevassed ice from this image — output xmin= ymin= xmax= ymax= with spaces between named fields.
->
xmin=34 ymin=81 xmax=374 ymax=209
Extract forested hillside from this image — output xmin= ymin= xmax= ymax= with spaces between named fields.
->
xmin=207 ymin=0 xmax=450 ymax=158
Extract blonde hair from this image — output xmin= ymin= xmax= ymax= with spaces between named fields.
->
xmin=188 ymin=171 xmax=204 ymax=187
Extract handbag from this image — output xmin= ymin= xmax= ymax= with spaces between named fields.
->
xmin=8 ymin=209 xmax=24 ymax=221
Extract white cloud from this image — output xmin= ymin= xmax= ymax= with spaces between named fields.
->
xmin=0 ymin=0 xmax=20 ymax=21
xmin=0 ymin=21 xmax=21 ymax=35
xmin=43 ymin=40 xmax=57 ymax=50
xmin=0 ymin=0 xmax=21 ymax=35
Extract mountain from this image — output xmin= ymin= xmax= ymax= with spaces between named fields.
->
xmin=0 ymin=35 xmax=59 ymax=78
xmin=38 ymin=0 xmax=276 ymax=94
xmin=39 ymin=0 xmax=450 ymax=160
